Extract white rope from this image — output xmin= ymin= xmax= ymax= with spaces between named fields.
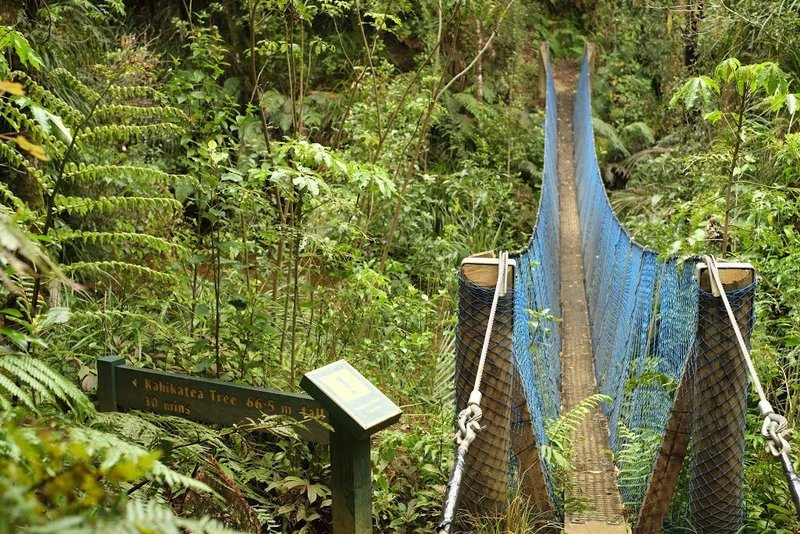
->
xmin=473 ymin=250 xmax=509 ymax=397
xmin=703 ymin=255 xmax=791 ymax=457
xmin=454 ymin=251 xmax=509 ymax=451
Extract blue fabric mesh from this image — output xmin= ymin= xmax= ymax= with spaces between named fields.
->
xmin=511 ymin=51 xmax=562 ymax=504
xmin=571 ymin=52 xmax=700 ymax=514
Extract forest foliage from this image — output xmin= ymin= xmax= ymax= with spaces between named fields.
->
xmin=1 ymin=0 xmax=800 ymax=532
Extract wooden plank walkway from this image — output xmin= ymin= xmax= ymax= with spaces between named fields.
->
xmin=554 ymin=65 xmax=628 ymax=534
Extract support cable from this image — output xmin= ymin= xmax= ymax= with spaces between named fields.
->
xmin=704 ymin=255 xmax=800 ymax=515
xmin=437 ymin=251 xmax=509 ymax=534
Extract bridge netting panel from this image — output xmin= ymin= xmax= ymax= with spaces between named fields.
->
xmin=573 ymin=50 xmax=753 ymax=527
xmin=454 ymin=50 xmax=562 ymax=511
xmin=454 ymin=47 xmax=753 ymax=530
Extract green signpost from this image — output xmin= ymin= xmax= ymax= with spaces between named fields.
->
xmin=97 ymin=356 xmax=402 ymax=533
xmin=301 ymin=360 xmax=402 ymax=534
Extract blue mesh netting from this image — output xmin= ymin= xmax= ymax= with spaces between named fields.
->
xmin=510 ymin=50 xmax=562 ymax=505
xmin=572 ymin=51 xmax=701 ymax=512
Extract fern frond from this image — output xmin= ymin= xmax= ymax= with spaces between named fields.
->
xmin=546 ymin=393 xmax=611 ymax=447
xmin=0 ymin=357 xmax=56 ymax=406
xmin=615 ymin=421 xmax=662 ymax=509
xmin=453 ymin=92 xmax=482 ymax=116
xmin=51 ymin=68 xmax=101 ymax=102
xmin=79 ymin=123 xmax=183 ymax=144
xmin=108 ymin=85 xmax=168 ymax=102
xmin=0 ymin=370 xmax=36 ymax=411
xmin=0 ymin=141 xmax=51 ymax=189
xmin=9 ymin=71 xmax=85 ymax=126
xmin=54 ymin=230 xmax=181 ymax=254
xmin=0 ymin=181 xmax=38 ymax=220
xmin=69 ymin=426 xmax=216 ymax=495
xmin=55 ymin=195 xmax=182 ymax=216
xmin=592 ymin=117 xmax=630 ymax=158
xmin=70 ymin=309 xmax=166 ymax=329
xmin=63 ymin=163 xmax=188 ymax=186
xmin=0 ymin=355 xmax=94 ymax=417
xmin=0 ymin=98 xmax=68 ymax=154
xmin=93 ymin=104 xmax=187 ymax=123
xmin=64 ymin=261 xmax=176 ymax=283
xmin=115 ymin=499 xmax=241 ymax=534
xmin=432 ymin=330 xmax=455 ymax=411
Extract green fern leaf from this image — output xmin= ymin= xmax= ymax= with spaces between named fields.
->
xmin=51 ymin=68 xmax=102 ymax=102
xmin=64 ymin=261 xmax=176 ymax=283
xmin=79 ymin=123 xmax=183 ymax=144
xmin=55 ymin=230 xmax=182 ymax=254
xmin=10 ymin=71 xmax=84 ymax=126
xmin=55 ymin=195 xmax=182 ymax=216
xmin=93 ymin=104 xmax=188 ymax=123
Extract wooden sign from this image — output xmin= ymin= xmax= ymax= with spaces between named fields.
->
xmin=300 ymin=359 xmax=401 ymax=439
xmin=97 ymin=356 xmax=328 ymax=442
xmin=301 ymin=360 xmax=402 ymax=534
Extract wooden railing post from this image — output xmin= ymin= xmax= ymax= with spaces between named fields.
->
xmin=636 ymin=262 xmax=754 ymax=533
xmin=635 ymin=372 xmax=692 ymax=533
xmin=510 ymin=372 xmax=554 ymax=524
xmin=586 ymin=42 xmax=597 ymax=89
xmin=454 ymin=252 xmax=515 ymax=515
xmin=690 ymin=263 xmax=754 ymax=532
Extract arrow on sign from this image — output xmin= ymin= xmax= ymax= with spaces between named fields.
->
xmin=131 ymin=378 xmax=137 ymax=388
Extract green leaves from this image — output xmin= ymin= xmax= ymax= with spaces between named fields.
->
xmin=673 ymin=59 xmax=794 ymax=115
xmin=0 ymin=355 xmax=94 ymax=417
xmin=669 ymin=75 xmax=718 ymax=110
xmin=0 ymin=26 xmax=43 ymax=73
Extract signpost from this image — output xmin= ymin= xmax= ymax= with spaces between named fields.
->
xmin=301 ymin=360 xmax=402 ymax=534
xmin=97 ymin=357 xmax=402 ymax=533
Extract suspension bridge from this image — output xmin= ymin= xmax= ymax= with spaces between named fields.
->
xmin=437 ymin=44 xmax=800 ymax=533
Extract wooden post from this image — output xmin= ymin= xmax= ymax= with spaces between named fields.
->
xmin=300 ymin=359 xmax=401 ymax=534
xmin=538 ymin=42 xmax=549 ymax=106
xmin=455 ymin=252 xmax=516 ymax=515
xmin=510 ymin=369 xmax=555 ymax=527
xmin=690 ymin=264 xmax=753 ymax=533
xmin=330 ymin=430 xmax=372 ymax=534
xmin=635 ymin=372 xmax=692 ymax=533
xmin=586 ymin=42 xmax=597 ymax=89
xmin=97 ymin=355 xmax=124 ymax=411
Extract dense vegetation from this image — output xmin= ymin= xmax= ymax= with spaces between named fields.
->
xmin=0 ymin=0 xmax=798 ymax=532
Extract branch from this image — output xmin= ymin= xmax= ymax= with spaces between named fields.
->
xmin=435 ymin=0 xmax=517 ymax=100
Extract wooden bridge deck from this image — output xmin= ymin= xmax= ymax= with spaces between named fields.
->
xmin=555 ymin=65 xmax=628 ymax=533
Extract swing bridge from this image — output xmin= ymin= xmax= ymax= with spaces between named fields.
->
xmin=437 ymin=44 xmax=800 ymax=533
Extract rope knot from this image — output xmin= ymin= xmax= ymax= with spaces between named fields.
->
xmin=455 ymin=403 xmax=482 ymax=449
xmin=762 ymin=412 xmax=792 ymax=457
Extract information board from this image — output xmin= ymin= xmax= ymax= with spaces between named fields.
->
xmin=300 ymin=359 xmax=401 ymax=439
